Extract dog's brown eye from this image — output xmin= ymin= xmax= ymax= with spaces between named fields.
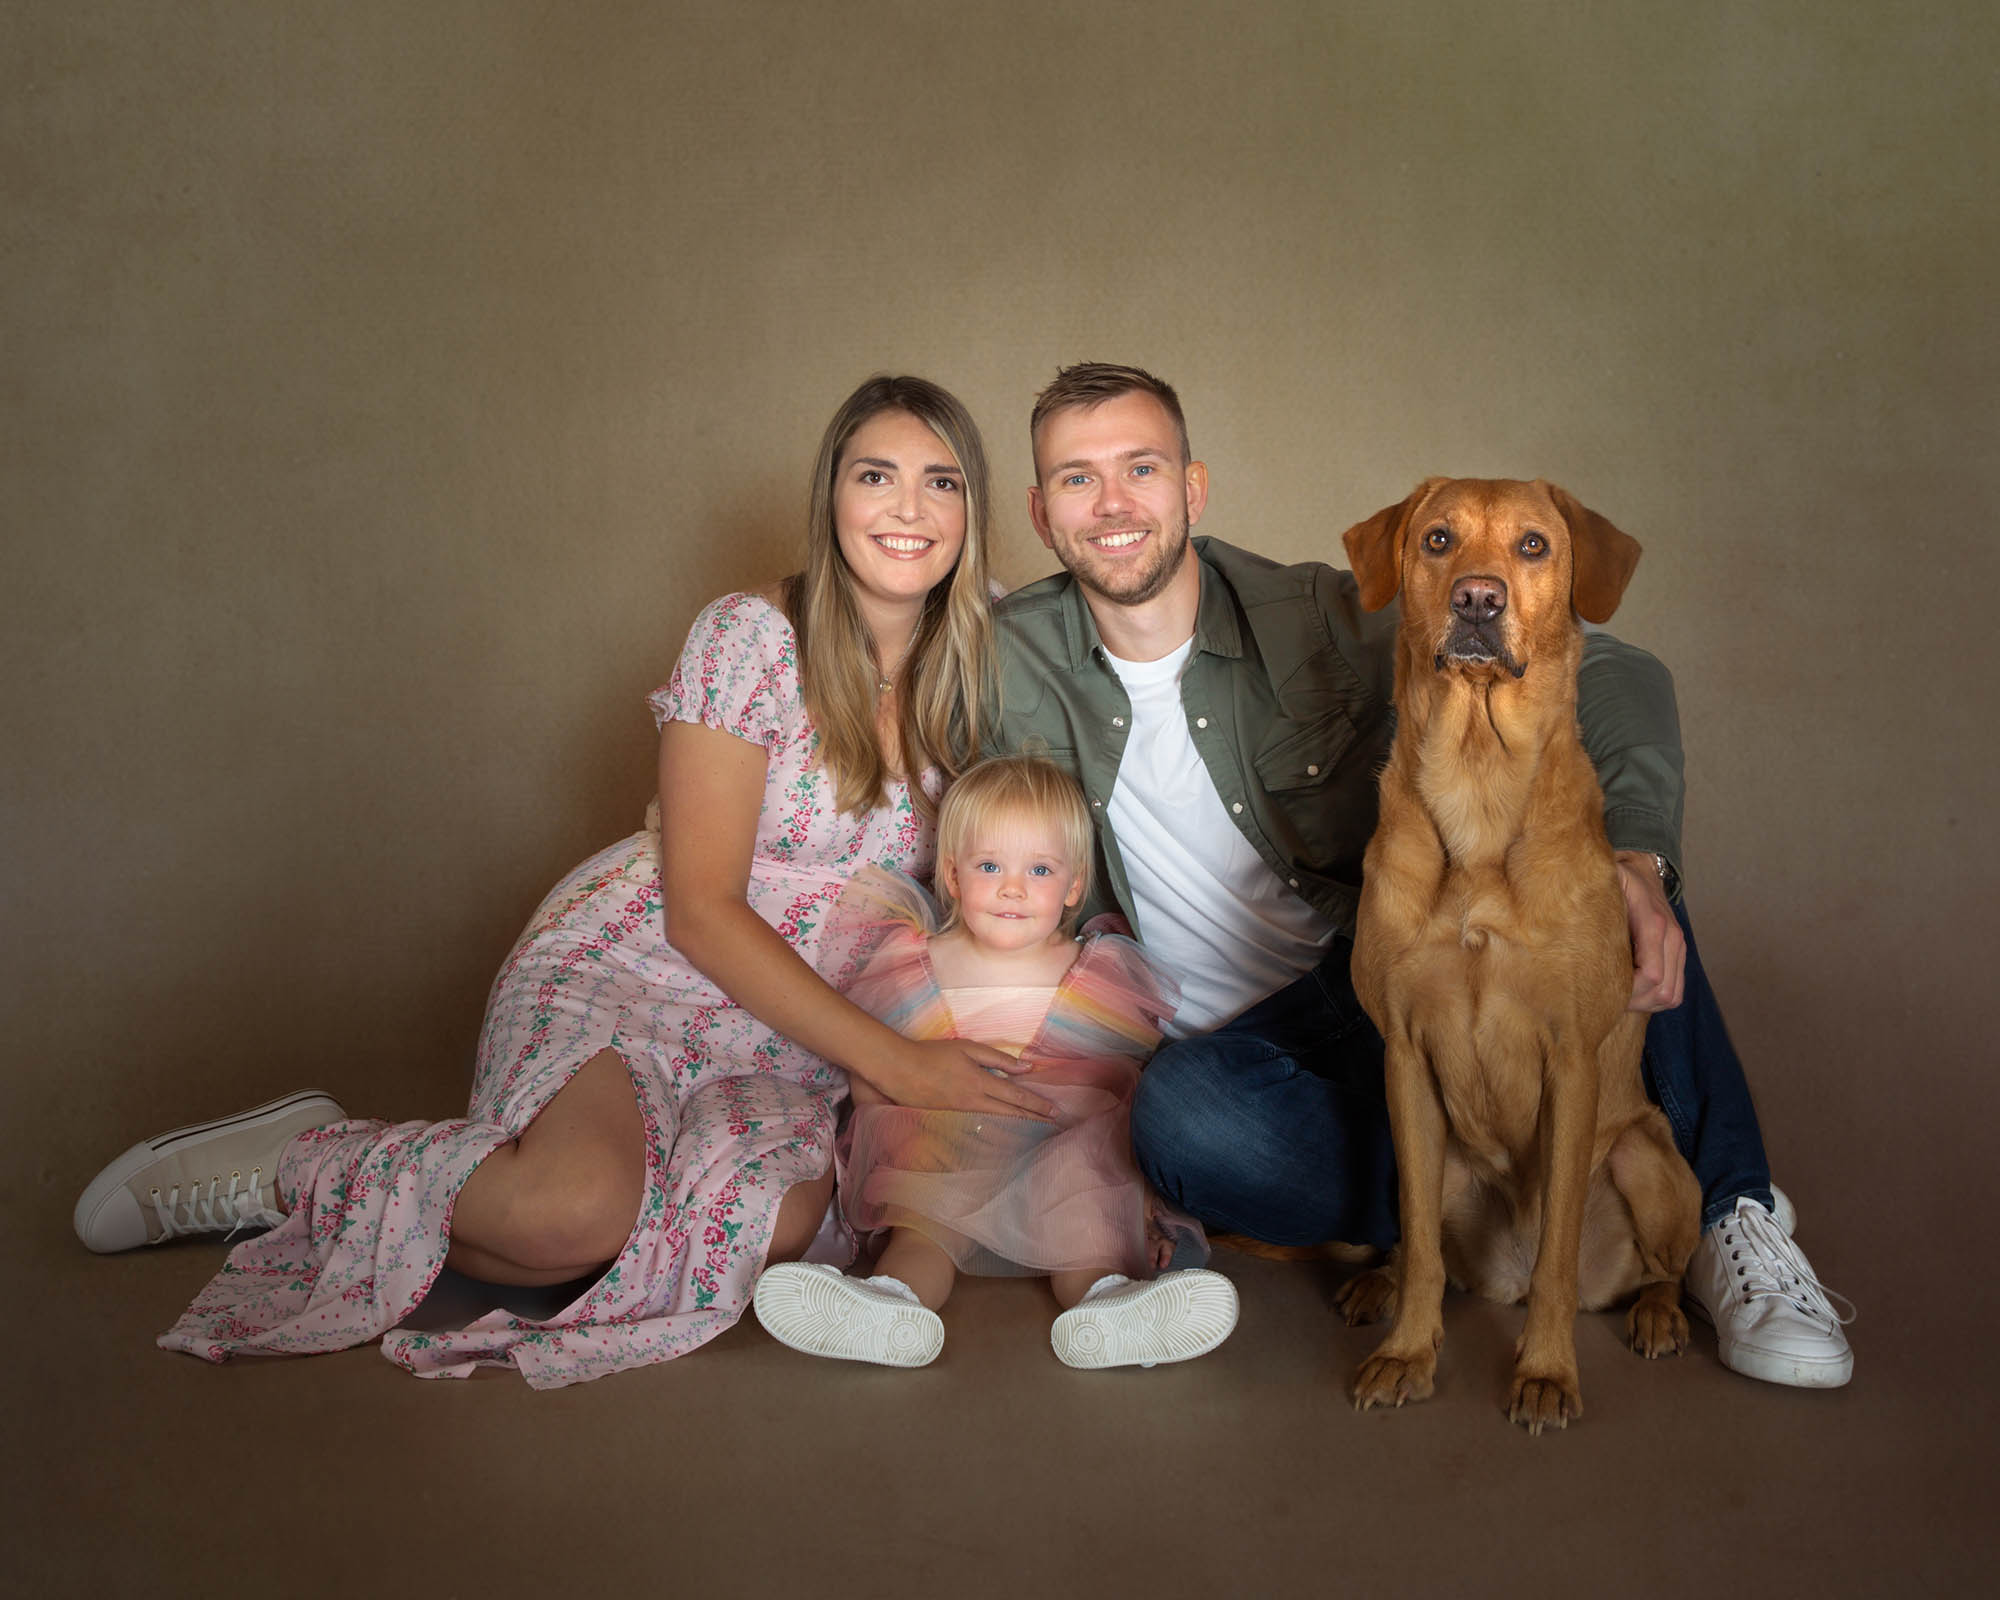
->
xmin=1424 ymin=527 xmax=1452 ymax=553
xmin=1520 ymin=532 xmax=1548 ymax=558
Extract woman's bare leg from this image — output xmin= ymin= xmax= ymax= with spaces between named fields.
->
xmin=444 ymin=1050 xmax=647 ymax=1287
xmin=875 ymin=1227 xmax=957 ymax=1311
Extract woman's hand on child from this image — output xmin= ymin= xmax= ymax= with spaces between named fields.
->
xmin=867 ymin=1039 xmax=1058 ymax=1120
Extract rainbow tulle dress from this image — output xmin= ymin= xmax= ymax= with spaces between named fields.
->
xmin=830 ymin=867 xmax=1207 ymax=1279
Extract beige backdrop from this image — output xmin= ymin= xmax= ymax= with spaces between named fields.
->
xmin=6 ymin=2 xmax=1996 ymax=1594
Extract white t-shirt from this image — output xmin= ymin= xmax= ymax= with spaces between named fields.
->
xmin=1103 ymin=640 xmax=1337 ymax=1036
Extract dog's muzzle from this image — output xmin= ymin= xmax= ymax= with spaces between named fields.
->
xmin=1435 ymin=574 xmax=1524 ymax=676
xmin=1435 ymin=622 xmax=1526 ymax=678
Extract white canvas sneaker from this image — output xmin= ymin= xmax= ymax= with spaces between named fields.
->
xmin=1686 ymin=1191 xmax=1854 ymax=1388
xmin=752 ymin=1262 xmax=944 ymax=1367
xmin=73 ymin=1090 xmax=345 ymax=1252
xmin=1050 ymin=1269 xmax=1239 ymax=1369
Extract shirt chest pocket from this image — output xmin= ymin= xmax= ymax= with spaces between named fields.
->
xmin=1252 ymin=710 xmax=1361 ymax=871
xmin=1253 ymin=711 xmax=1356 ymax=794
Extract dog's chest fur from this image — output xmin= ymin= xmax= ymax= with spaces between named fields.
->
xmin=1364 ymin=675 xmax=1632 ymax=1177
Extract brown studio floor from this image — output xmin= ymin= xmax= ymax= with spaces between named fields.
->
xmin=9 ymin=1185 xmax=1989 ymax=1599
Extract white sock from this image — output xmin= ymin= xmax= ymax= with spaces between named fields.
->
xmin=1078 ymin=1273 xmax=1134 ymax=1306
xmin=863 ymin=1273 xmax=922 ymax=1306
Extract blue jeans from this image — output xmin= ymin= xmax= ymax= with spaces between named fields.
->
xmin=1131 ymin=900 xmax=1772 ymax=1249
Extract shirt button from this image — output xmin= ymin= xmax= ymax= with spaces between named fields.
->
xmin=1196 ymin=717 xmax=1208 ymax=729
xmin=1092 ymin=800 xmax=1102 ymax=810
xmin=1306 ymin=764 xmax=1319 ymax=776
xmin=1231 ymin=802 xmax=1243 ymax=815
xmin=1288 ymin=878 xmax=1300 ymax=889
xmin=1112 ymin=717 xmax=1125 ymax=727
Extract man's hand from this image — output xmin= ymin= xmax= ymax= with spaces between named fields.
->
xmin=860 ymin=1037 xmax=1057 ymax=1120
xmin=1614 ymin=851 xmax=1686 ymax=1012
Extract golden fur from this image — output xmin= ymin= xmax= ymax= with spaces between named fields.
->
xmin=1336 ymin=478 xmax=1700 ymax=1433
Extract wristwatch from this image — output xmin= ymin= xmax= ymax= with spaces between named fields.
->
xmin=1650 ymin=852 xmax=1680 ymax=899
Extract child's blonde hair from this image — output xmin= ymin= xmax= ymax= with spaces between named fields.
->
xmin=934 ymin=755 xmax=1095 ymax=935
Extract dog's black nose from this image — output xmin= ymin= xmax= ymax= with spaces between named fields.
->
xmin=1451 ymin=575 xmax=1507 ymax=623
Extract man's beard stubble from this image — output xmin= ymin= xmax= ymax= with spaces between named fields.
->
xmin=1059 ymin=508 xmax=1192 ymax=608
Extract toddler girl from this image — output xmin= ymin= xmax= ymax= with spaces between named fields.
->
xmin=752 ymin=754 xmax=1238 ymax=1369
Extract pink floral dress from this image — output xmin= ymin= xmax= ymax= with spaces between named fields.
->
xmin=158 ymin=593 xmax=933 ymax=1387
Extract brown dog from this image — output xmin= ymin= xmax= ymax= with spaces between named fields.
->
xmin=1337 ymin=478 xmax=1701 ymax=1433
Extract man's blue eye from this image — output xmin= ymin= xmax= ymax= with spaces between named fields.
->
xmin=1064 ymin=474 xmax=1089 ymax=487
xmin=1132 ymin=464 xmax=1154 ymax=477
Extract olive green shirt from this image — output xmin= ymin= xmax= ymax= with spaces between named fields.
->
xmin=986 ymin=536 xmax=1685 ymax=939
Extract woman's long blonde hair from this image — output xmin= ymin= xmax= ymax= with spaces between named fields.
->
xmin=784 ymin=375 xmax=994 ymax=818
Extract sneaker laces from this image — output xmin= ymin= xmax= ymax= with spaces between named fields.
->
xmin=149 ymin=1167 xmax=284 ymax=1242
xmin=1721 ymin=1201 xmax=1857 ymax=1327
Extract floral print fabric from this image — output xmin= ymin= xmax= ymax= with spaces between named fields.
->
xmin=158 ymin=593 xmax=934 ymax=1387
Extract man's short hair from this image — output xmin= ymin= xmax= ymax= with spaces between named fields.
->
xmin=1030 ymin=361 xmax=1192 ymax=468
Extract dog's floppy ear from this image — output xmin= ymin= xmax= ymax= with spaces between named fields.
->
xmin=1342 ymin=478 xmax=1443 ymax=612
xmin=1546 ymin=484 xmax=1642 ymax=623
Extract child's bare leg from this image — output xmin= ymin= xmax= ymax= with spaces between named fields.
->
xmin=875 ymin=1228 xmax=957 ymax=1311
xmin=1051 ymin=1268 xmax=1115 ymax=1310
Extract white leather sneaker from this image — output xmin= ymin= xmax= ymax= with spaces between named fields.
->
xmin=73 ymin=1090 xmax=345 ymax=1252
xmin=1686 ymin=1192 xmax=1854 ymax=1388
xmin=752 ymin=1262 xmax=944 ymax=1367
xmin=1050 ymin=1269 xmax=1239 ymax=1370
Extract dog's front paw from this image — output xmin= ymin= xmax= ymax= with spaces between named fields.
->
xmin=1626 ymin=1293 xmax=1690 ymax=1359
xmin=1351 ymin=1347 xmax=1436 ymax=1411
xmin=1506 ymin=1366 xmax=1583 ymax=1434
xmin=1334 ymin=1266 xmax=1397 ymax=1326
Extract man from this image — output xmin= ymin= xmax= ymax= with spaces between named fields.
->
xmin=986 ymin=362 xmax=1852 ymax=1388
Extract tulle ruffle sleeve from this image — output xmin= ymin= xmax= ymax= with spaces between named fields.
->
xmin=823 ymin=865 xmax=953 ymax=1041
xmin=1031 ymin=932 xmax=1181 ymax=1068
xmin=646 ymin=593 xmax=799 ymax=752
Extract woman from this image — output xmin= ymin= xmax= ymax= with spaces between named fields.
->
xmin=73 ymin=375 xmax=1046 ymax=1387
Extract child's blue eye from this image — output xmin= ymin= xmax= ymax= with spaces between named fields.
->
xmin=975 ymin=861 xmax=999 ymax=873
xmin=1029 ymin=864 xmax=1053 ymax=876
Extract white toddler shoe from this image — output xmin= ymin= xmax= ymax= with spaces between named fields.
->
xmin=752 ymin=1262 xmax=944 ymax=1367
xmin=1050 ymin=1269 xmax=1239 ymax=1370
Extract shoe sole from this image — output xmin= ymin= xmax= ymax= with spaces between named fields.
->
xmin=1685 ymin=1297 xmax=1853 ymax=1388
xmin=752 ymin=1267 xmax=943 ymax=1368
xmin=72 ymin=1089 xmax=346 ymax=1252
xmin=1717 ymin=1344 xmax=1853 ymax=1387
xmin=1051 ymin=1272 xmax=1239 ymax=1369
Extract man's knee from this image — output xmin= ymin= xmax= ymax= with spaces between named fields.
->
xmin=1134 ymin=1032 xmax=1395 ymax=1248
xmin=1132 ymin=1035 xmax=1276 ymax=1204
xmin=1132 ymin=1041 xmax=1219 ymax=1167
